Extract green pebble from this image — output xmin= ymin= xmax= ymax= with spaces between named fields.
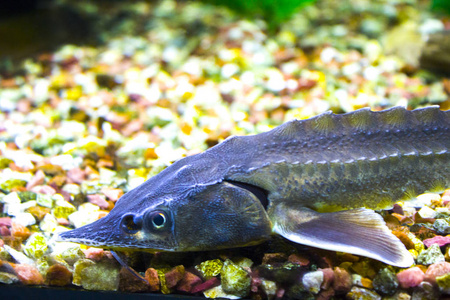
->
xmin=0 ymin=157 xmax=13 ymax=169
xmin=73 ymin=259 xmax=120 ymax=291
xmin=436 ymin=273 xmax=450 ymax=293
xmin=0 ymin=179 xmax=27 ymax=192
xmin=346 ymin=286 xmax=381 ymax=300
xmin=221 ymin=259 xmax=251 ymax=298
xmin=195 ymin=259 xmax=223 ymax=279
xmin=52 ymin=200 xmax=76 ymax=219
xmin=157 ymin=268 xmax=172 ymax=294
xmin=417 ymin=243 xmax=445 ymax=265
xmin=372 ymin=267 xmax=399 ymax=296
xmin=433 ymin=219 xmax=450 ymax=235
xmin=0 ymin=272 xmax=19 ymax=284
xmin=23 ymin=233 xmax=48 ymax=259
xmin=57 ymin=246 xmax=86 ymax=265
xmin=37 ymin=193 xmax=54 ymax=208
xmin=18 ymin=191 xmax=37 ymax=202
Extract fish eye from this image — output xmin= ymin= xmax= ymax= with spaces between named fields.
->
xmin=120 ymin=213 xmax=142 ymax=234
xmin=147 ymin=211 xmax=167 ymax=229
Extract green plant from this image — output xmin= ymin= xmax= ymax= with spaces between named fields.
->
xmin=200 ymin=0 xmax=316 ymax=34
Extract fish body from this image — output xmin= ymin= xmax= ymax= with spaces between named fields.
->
xmin=58 ymin=106 xmax=450 ymax=267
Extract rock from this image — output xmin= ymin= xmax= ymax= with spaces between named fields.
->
xmin=417 ymin=244 xmax=445 ymax=265
xmin=372 ymin=267 xmax=399 ymax=296
xmin=433 ymin=219 xmax=450 ymax=235
xmin=118 ymin=267 xmax=150 ymax=292
xmin=26 ymin=170 xmax=46 ymax=190
xmin=333 ymin=267 xmax=352 ymax=294
xmin=261 ymin=279 xmax=277 ymax=300
xmin=23 ymin=232 xmax=48 ymax=259
xmin=144 ymin=267 xmax=160 ymax=292
xmin=46 ymin=264 xmax=72 ymax=286
xmin=418 ymin=206 xmax=437 ymax=218
xmin=320 ymin=268 xmax=334 ymax=290
xmin=52 ymin=198 xmax=76 ymax=219
xmin=72 ymin=259 xmax=120 ymax=291
xmin=423 ymin=236 xmax=450 ymax=248
xmin=411 ymin=281 xmax=440 ymax=299
xmin=12 ymin=263 xmax=44 ymax=285
xmin=165 ymin=265 xmax=185 ymax=288
xmin=176 ymin=271 xmax=201 ymax=293
xmin=352 ymin=274 xmax=373 ymax=289
xmin=262 ymin=253 xmax=288 ymax=265
xmin=83 ymin=247 xmax=104 ymax=262
xmin=0 ymin=271 xmax=19 ymax=284
xmin=396 ymin=267 xmax=425 ymax=289
xmin=195 ymin=259 xmax=223 ymax=280
xmin=221 ymin=259 xmax=251 ymax=297
xmin=382 ymin=291 xmax=411 ymax=300
xmin=10 ymin=222 xmax=31 ymax=240
xmin=288 ymin=253 xmax=310 ymax=267
xmin=317 ymin=288 xmax=335 ymax=300
xmin=424 ymin=261 xmax=450 ymax=284
xmin=436 ymin=273 xmax=450 ymax=294
xmin=203 ymin=285 xmax=241 ymax=299
xmin=346 ymin=286 xmax=381 ymax=300
xmin=86 ymin=194 xmax=109 ymax=210
xmin=302 ymin=270 xmax=323 ymax=294
xmin=190 ymin=277 xmax=220 ymax=293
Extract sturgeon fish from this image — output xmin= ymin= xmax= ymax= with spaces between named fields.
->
xmin=58 ymin=106 xmax=450 ymax=267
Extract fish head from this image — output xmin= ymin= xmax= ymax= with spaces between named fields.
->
xmin=57 ymin=159 xmax=272 ymax=252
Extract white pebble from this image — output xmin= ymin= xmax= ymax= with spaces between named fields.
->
xmin=302 ymin=270 xmax=323 ymax=294
xmin=12 ymin=212 xmax=36 ymax=227
xmin=418 ymin=206 xmax=437 ymax=218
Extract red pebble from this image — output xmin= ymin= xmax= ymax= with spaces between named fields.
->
xmin=0 ymin=217 xmax=12 ymax=226
xmin=177 ymin=271 xmax=202 ymax=293
xmin=46 ymin=264 xmax=72 ymax=286
xmin=423 ymin=236 xmax=450 ymax=248
xmin=165 ymin=265 xmax=185 ymax=288
xmin=145 ymin=268 xmax=160 ymax=292
xmin=288 ymin=253 xmax=310 ymax=266
xmin=66 ymin=168 xmax=86 ymax=184
xmin=57 ymin=218 xmax=70 ymax=226
xmin=0 ymin=225 xmax=11 ymax=236
xmin=13 ymin=264 xmax=44 ymax=285
xmin=86 ymin=194 xmax=109 ymax=210
xmin=425 ymin=262 xmax=450 ymax=284
xmin=397 ymin=267 xmax=425 ymax=288
xmin=320 ymin=268 xmax=335 ymax=290
xmin=83 ymin=248 xmax=104 ymax=261
xmin=26 ymin=170 xmax=45 ymax=190
xmin=332 ymin=267 xmax=352 ymax=294
xmin=190 ymin=277 xmax=219 ymax=293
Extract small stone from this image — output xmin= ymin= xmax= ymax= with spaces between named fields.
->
xmin=346 ymin=286 xmax=381 ymax=300
xmin=10 ymin=222 xmax=31 ymax=240
xmin=261 ymin=279 xmax=277 ymax=300
xmin=86 ymin=194 xmax=109 ymax=210
xmin=382 ymin=291 xmax=411 ymax=300
xmin=0 ymin=271 xmax=19 ymax=284
xmin=392 ymin=231 xmax=415 ymax=250
xmin=333 ymin=267 xmax=352 ymax=294
xmin=411 ymin=281 xmax=440 ymax=299
xmin=372 ymin=267 xmax=399 ymax=296
xmin=396 ymin=267 xmax=425 ymax=289
xmin=27 ymin=205 xmax=50 ymax=221
xmin=417 ymin=243 xmax=445 ymax=265
xmin=320 ymin=268 xmax=334 ymax=290
xmin=433 ymin=219 xmax=450 ymax=235
xmin=66 ymin=168 xmax=86 ymax=184
xmin=177 ymin=271 xmax=201 ymax=293
xmin=423 ymin=235 xmax=450 ymax=248
xmin=12 ymin=263 xmax=44 ymax=285
xmin=350 ymin=260 xmax=376 ymax=279
xmin=36 ymin=193 xmax=54 ymax=208
xmin=165 ymin=265 xmax=185 ymax=288
xmin=46 ymin=264 xmax=72 ymax=286
xmin=83 ymin=247 xmax=104 ymax=262
xmin=73 ymin=258 xmax=120 ymax=291
xmin=101 ymin=187 xmax=123 ymax=202
xmin=262 ymin=253 xmax=288 ymax=265
xmin=288 ymin=253 xmax=310 ymax=266
xmin=302 ymin=270 xmax=323 ymax=294
xmin=436 ymin=273 xmax=450 ymax=294
xmin=418 ymin=206 xmax=437 ymax=218
xmin=144 ymin=267 xmax=160 ymax=292
xmin=23 ymin=232 xmax=48 ymax=259
xmin=221 ymin=259 xmax=251 ymax=297
xmin=190 ymin=277 xmax=220 ymax=293
xmin=118 ymin=267 xmax=150 ymax=292
xmin=424 ymin=261 xmax=450 ymax=283
xmin=352 ymin=274 xmax=373 ymax=289
xmin=195 ymin=259 xmax=223 ymax=279
xmin=26 ymin=170 xmax=46 ymax=190
xmin=55 ymin=245 xmax=85 ymax=266
xmin=1 ymin=179 xmax=27 ymax=192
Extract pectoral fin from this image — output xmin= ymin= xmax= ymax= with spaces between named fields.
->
xmin=271 ymin=204 xmax=414 ymax=268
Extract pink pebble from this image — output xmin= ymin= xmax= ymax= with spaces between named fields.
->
xmin=190 ymin=277 xmax=219 ymax=293
xmin=87 ymin=194 xmax=109 ymax=210
xmin=177 ymin=271 xmax=202 ymax=293
xmin=26 ymin=170 xmax=45 ymax=190
xmin=320 ymin=268 xmax=335 ymax=290
xmin=13 ymin=264 xmax=44 ymax=285
xmin=57 ymin=218 xmax=70 ymax=226
xmin=83 ymin=248 xmax=104 ymax=261
xmin=251 ymin=277 xmax=262 ymax=293
xmin=425 ymin=262 xmax=450 ymax=284
xmin=397 ymin=267 xmax=425 ymax=289
xmin=0 ymin=217 xmax=12 ymax=226
xmin=101 ymin=187 xmax=123 ymax=202
xmin=0 ymin=225 xmax=11 ymax=236
xmin=66 ymin=168 xmax=86 ymax=184
xmin=423 ymin=236 xmax=450 ymax=248
xmin=31 ymin=185 xmax=56 ymax=196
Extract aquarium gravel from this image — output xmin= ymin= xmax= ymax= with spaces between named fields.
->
xmin=1 ymin=0 xmax=450 ymax=299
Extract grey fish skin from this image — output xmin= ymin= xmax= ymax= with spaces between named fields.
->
xmin=58 ymin=106 xmax=450 ymax=268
